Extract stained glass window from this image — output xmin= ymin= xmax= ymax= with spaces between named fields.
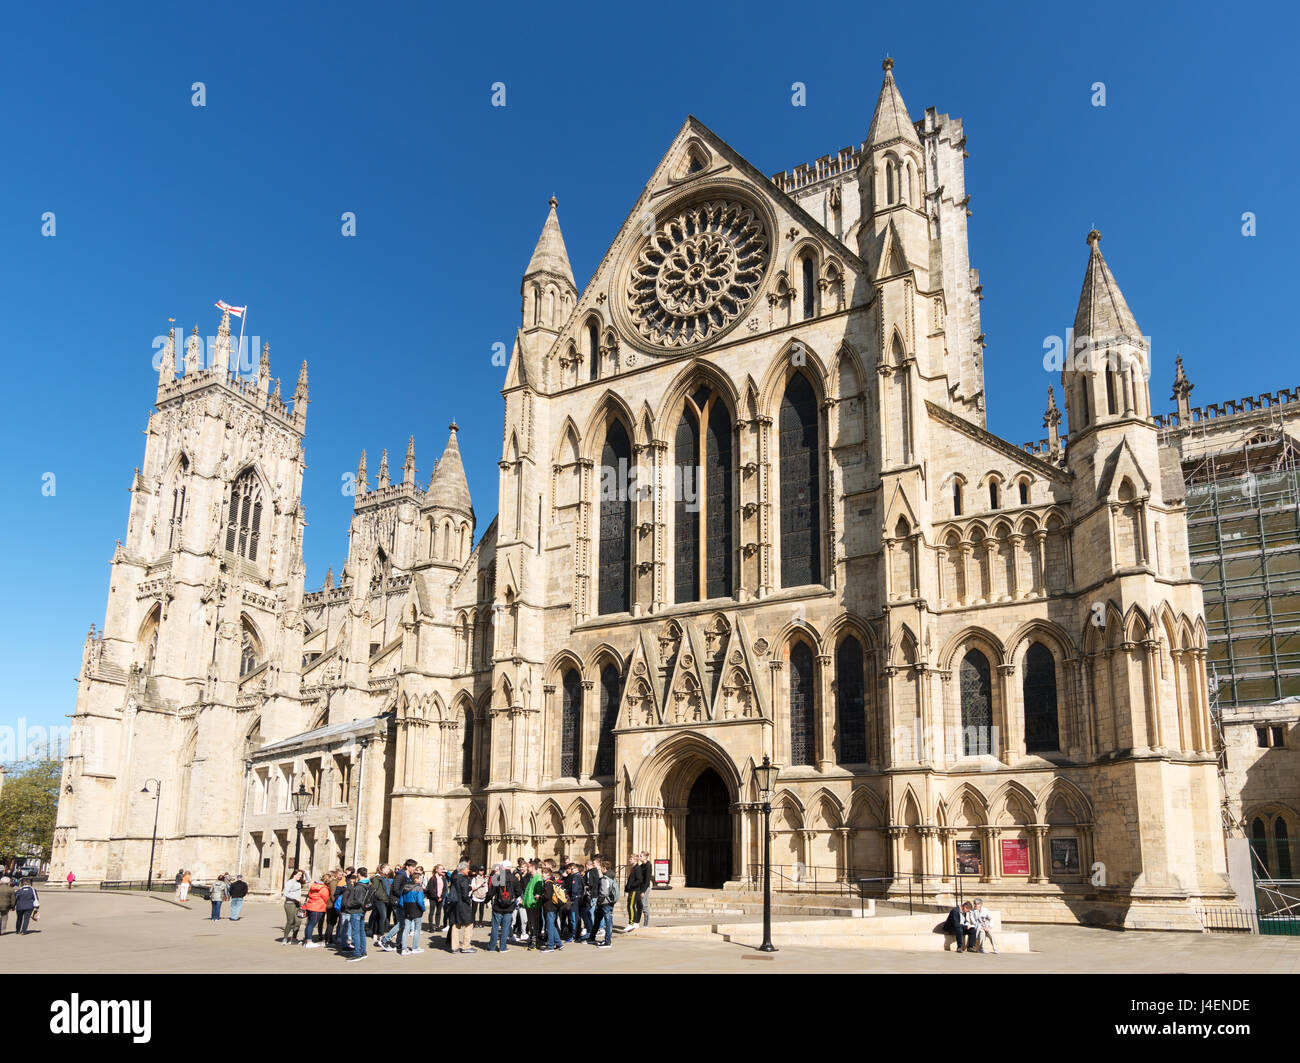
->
xmin=836 ymin=636 xmax=866 ymax=764
xmin=561 ymin=669 xmax=582 ymax=778
xmin=598 ymin=421 xmax=632 ymax=615
xmin=595 ymin=663 xmax=621 ymax=776
xmin=779 ymin=373 xmax=821 ymax=587
xmin=789 ymin=641 xmax=816 ymax=766
xmin=1023 ymin=642 xmax=1059 ymax=753
xmin=960 ymin=650 xmax=993 ymax=756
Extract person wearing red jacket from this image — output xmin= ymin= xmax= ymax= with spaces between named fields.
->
xmin=301 ymin=876 xmax=330 ymax=947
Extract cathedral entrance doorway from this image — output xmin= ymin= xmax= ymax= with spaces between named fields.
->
xmin=685 ymin=768 xmax=732 ymax=888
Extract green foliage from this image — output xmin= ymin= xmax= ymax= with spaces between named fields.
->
xmin=0 ymin=760 xmax=60 ymax=864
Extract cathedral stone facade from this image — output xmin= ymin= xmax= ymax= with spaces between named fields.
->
xmin=52 ymin=61 xmax=1236 ymax=928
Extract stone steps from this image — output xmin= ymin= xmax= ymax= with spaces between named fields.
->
xmin=638 ymin=911 xmax=1031 ymax=953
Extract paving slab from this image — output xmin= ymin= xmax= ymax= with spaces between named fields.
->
xmin=9 ymin=891 xmax=1297 ymax=975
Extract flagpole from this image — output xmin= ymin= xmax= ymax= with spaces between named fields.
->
xmin=237 ymin=307 xmax=247 ymax=376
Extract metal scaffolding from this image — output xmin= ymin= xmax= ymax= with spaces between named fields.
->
xmin=1177 ymin=412 xmax=1300 ymax=710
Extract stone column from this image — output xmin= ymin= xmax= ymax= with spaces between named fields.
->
xmin=997 ymin=662 xmax=1019 ymax=762
xmin=540 ymin=684 xmax=556 ymax=783
xmin=1032 ymin=530 xmax=1048 ymax=596
xmin=980 ymin=825 xmax=1001 ymax=883
xmin=836 ymin=827 xmax=852 ymax=883
xmin=886 ymin=825 xmax=907 ymax=878
xmin=939 ymin=826 xmax=956 ymax=881
xmin=1008 ymin=532 xmax=1023 ymax=599
xmin=817 ymin=653 xmax=834 ymax=770
xmin=1029 ymin=823 xmax=1049 ymax=884
xmin=769 ymin=659 xmax=785 ymax=766
xmin=580 ymin=679 xmax=595 ymax=780
xmin=960 ymin=543 xmax=974 ymax=605
xmin=935 ymin=545 xmax=948 ymax=605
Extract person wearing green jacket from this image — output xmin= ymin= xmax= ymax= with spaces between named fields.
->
xmin=521 ymin=860 xmax=544 ymax=950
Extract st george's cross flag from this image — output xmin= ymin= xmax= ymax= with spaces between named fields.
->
xmin=214 ymin=300 xmax=246 ymax=318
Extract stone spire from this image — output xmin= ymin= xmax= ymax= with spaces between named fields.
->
xmin=1073 ymin=230 xmax=1142 ymax=346
xmin=272 ymin=378 xmax=281 ymax=403
xmin=158 ymin=326 xmax=176 ymax=388
xmin=325 ymin=565 xmax=334 ymax=590
xmin=378 ymin=449 xmax=390 ymax=489
xmin=184 ymin=325 xmax=203 ymax=375
xmin=214 ymin=308 xmax=233 ymax=375
xmin=294 ymin=360 xmax=309 ymax=402
xmin=258 ymin=341 xmax=271 ymax=395
xmin=524 ymin=197 xmax=576 ymax=289
xmin=356 ymin=449 xmax=368 ymax=496
xmin=428 ymin=421 xmax=471 ymax=513
xmin=1172 ymin=354 xmax=1194 ymax=423
xmin=403 ymin=436 xmax=416 ymax=486
xmin=866 ymin=58 xmax=920 ymax=150
xmin=1044 ymin=385 xmax=1062 ymax=457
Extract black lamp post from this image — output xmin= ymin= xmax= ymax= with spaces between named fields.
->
xmin=755 ymin=754 xmax=779 ymax=953
xmin=291 ymin=782 xmax=312 ymax=876
xmin=140 ymin=779 xmax=161 ymax=891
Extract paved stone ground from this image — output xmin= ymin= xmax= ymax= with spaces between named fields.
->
xmin=9 ymin=889 xmax=1297 ymax=974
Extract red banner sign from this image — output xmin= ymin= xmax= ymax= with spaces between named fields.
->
xmin=1000 ymin=837 xmax=1031 ymax=875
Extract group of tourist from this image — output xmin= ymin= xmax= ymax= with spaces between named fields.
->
xmin=268 ymin=852 xmax=656 ymax=962
xmin=943 ymin=898 xmax=999 ymax=954
xmin=0 ymin=876 xmax=41 ymax=935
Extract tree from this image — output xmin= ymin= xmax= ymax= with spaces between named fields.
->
xmin=0 ymin=760 xmax=60 ymax=867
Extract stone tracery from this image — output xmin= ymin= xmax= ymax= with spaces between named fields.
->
xmin=627 ymin=199 xmax=768 ymax=349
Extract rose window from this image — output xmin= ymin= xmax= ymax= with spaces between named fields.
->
xmin=627 ymin=200 xmax=768 ymax=349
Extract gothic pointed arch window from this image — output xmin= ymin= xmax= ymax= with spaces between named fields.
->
xmin=168 ymin=455 xmax=189 ymax=551
xmin=779 ymin=372 xmax=821 ymax=587
xmin=598 ymin=420 xmax=633 ymax=615
xmin=595 ymin=662 xmax=621 ymax=776
xmin=959 ymin=649 xmax=993 ymax=756
xmin=801 ymin=255 xmax=816 ymax=320
xmin=240 ymin=619 xmax=263 ymax=678
xmin=588 ymin=320 xmax=601 ymax=382
xmin=1105 ymin=363 xmax=1118 ymax=416
xmin=561 ymin=668 xmax=582 ymax=778
xmin=139 ymin=604 xmax=161 ymax=674
xmin=835 ymin=635 xmax=867 ymax=764
xmin=461 ymin=703 xmax=475 ymax=786
xmin=674 ymin=387 xmax=733 ymax=602
xmin=1277 ymin=818 xmax=1292 ymax=879
xmin=1023 ymin=642 xmax=1059 ymax=753
xmin=225 ymin=469 xmax=265 ymax=562
xmin=1252 ymin=816 xmax=1270 ymax=875
xmin=789 ymin=640 xmax=817 ymax=767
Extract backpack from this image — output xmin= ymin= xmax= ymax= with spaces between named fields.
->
xmin=599 ymin=874 xmax=619 ymax=907
xmin=551 ymin=880 xmax=569 ymax=906
xmin=493 ymin=871 xmax=513 ymax=905
xmin=333 ymin=889 xmax=344 ymax=912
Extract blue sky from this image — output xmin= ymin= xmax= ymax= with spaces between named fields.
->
xmin=1 ymin=1 xmax=1295 ymax=752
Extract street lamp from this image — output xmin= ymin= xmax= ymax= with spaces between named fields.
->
xmin=140 ymin=779 xmax=162 ymax=892
xmin=754 ymin=754 xmax=780 ymax=953
xmin=291 ymin=782 xmax=312 ymax=877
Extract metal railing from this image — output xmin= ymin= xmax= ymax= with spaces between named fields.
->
xmin=1197 ymin=906 xmax=1300 ymax=935
xmin=743 ymin=864 xmax=970 ymax=913
xmin=100 ymin=880 xmax=210 ymax=900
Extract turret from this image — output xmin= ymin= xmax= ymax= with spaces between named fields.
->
xmin=378 ymin=449 xmax=390 ymax=490
xmin=293 ymin=361 xmax=309 ymax=427
xmin=1064 ymin=230 xmax=1152 ymax=437
xmin=257 ymin=342 xmax=271 ymax=396
xmin=356 ymin=449 xmax=368 ymax=497
xmin=519 ymin=197 xmax=577 ymax=387
xmin=857 ymin=59 xmax=928 ymax=282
